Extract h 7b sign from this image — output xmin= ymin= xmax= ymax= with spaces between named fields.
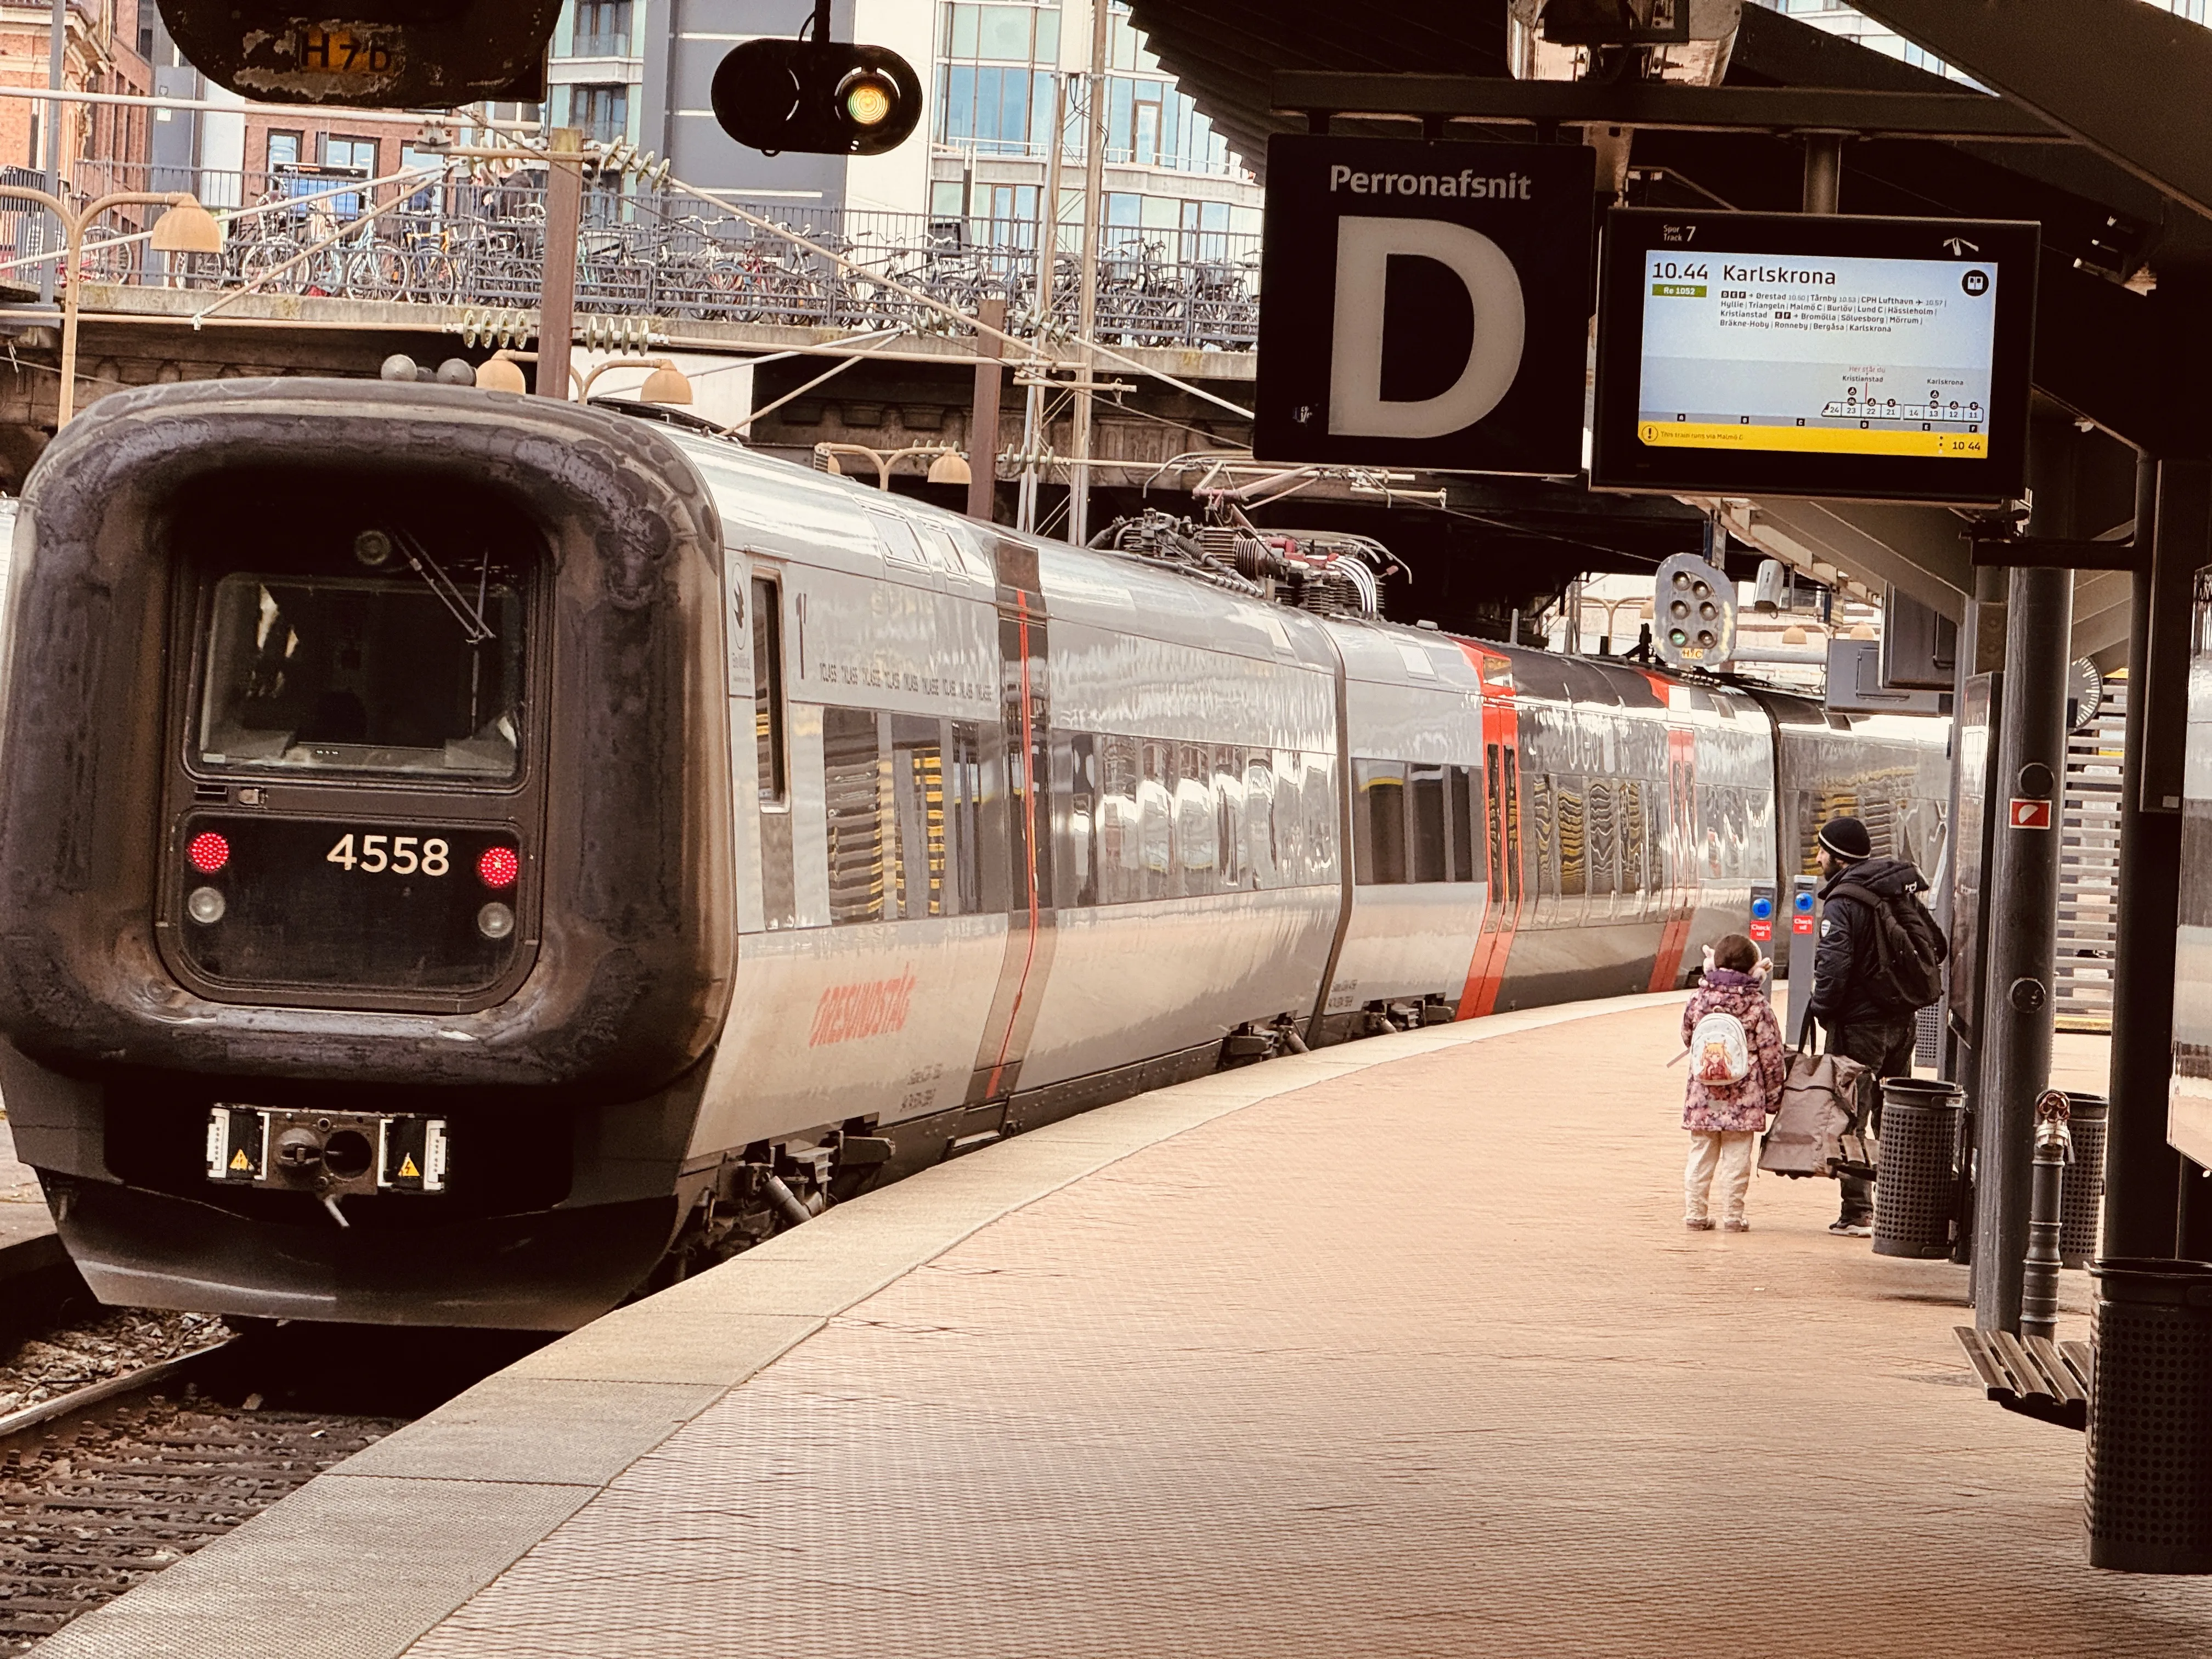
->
xmin=1254 ymin=135 xmax=1595 ymax=475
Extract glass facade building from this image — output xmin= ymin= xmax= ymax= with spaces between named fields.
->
xmin=927 ymin=1 xmax=1261 ymax=259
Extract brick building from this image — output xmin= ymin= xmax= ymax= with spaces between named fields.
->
xmin=0 ymin=0 xmax=153 ymax=189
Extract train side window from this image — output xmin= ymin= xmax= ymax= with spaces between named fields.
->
xmin=1409 ymin=762 xmax=1448 ymax=884
xmin=1555 ymin=774 xmax=1586 ymax=927
xmin=889 ymin=714 xmax=955 ymax=917
xmin=1176 ymin=742 xmax=1215 ymax=883
xmin=1271 ymin=748 xmax=1304 ymax=882
xmin=1304 ymin=749 xmax=1338 ymax=882
xmin=947 ymin=720 xmax=984 ymax=915
xmin=1618 ymin=777 xmax=1643 ymax=899
xmin=823 ymin=707 xmax=887 ymax=924
xmin=1501 ymin=751 xmax=1521 ymax=904
xmin=1245 ymin=752 xmax=1277 ymax=889
xmin=1485 ymin=747 xmax=1504 ymax=891
xmin=1139 ymin=740 xmax=1176 ymax=901
xmin=1353 ymin=759 xmax=1406 ymax=885
xmin=750 ymin=577 xmax=786 ymax=805
xmin=1528 ymin=770 xmax=1556 ymax=919
xmin=1214 ymin=744 xmax=1245 ymax=889
xmin=1586 ymin=779 xmax=1616 ymax=904
xmin=1097 ymin=733 xmax=1142 ymax=905
xmin=1697 ymin=784 xmax=1723 ymax=878
xmin=1060 ymin=731 xmax=1097 ymax=908
xmin=1557 ymin=776 xmax=1587 ymax=901
xmin=1449 ymin=764 xmax=1482 ymax=884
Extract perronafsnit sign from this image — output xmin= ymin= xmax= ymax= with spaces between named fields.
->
xmin=1254 ymin=136 xmax=1595 ymax=475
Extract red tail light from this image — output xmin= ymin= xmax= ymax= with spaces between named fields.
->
xmin=188 ymin=831 xmax=230 ymax=874
xmin=477 ymin=845 xmax=519 ymax=888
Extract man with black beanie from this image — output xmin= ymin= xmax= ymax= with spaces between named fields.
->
xmin=1808 ymin=814 xmax=1931 ymax=1237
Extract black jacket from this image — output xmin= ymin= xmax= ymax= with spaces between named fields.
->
xmin=1808 ymin=855 xmax=1927 ymax=1030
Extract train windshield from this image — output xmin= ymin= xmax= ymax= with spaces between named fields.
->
xmin=198 ymin=569 xmax=527 ymax=780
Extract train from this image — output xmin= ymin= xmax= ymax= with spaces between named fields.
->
xmin=0 ymin=380 xmax=1949 ymax=1329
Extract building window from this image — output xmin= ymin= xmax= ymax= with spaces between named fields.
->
xmin=942 ymin=3 xmax=1049 ymax=60
xmin=321 ymin=134 xmax=376 ymax=171
xmin=574 ymin=84 xmax=628 ymax=145
xmin=1178 ymin=197 xmax=1229 ymax=262
xmin=929 ymin=178 xmax=966 ymax=238
xmin=982 ymin=183 xmax=1036 ymax=248
xmin=573 ymin=0 xmax=632 ymax=57
xmin=935 ymin=64 xmax=1053 ymax=154
xmin=1132 ymin=93 xmax=1161 ymax=166
xmin=267 ymin=131 xmax=301 ymax=171
xmin=1103 ymin=190 xmax=1141 ymax=252
xmin=975 ymin=3 xmax=1033 ymax=58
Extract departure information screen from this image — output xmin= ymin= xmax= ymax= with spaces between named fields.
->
xmin=1636 ymin=252 xmax=1997 ymax=460
xmin=1590 ymin=210 xmax=2038 ymax=505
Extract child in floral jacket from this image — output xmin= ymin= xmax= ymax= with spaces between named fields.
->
xmin=1679 ymin=933 xmax=1787 ymax=1233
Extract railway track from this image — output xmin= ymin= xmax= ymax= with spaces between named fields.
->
xmin=0 ymin=1323 xmax=546 ymax=1651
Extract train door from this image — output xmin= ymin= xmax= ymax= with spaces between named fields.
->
xmin=740 ymin=555 xmax=797 ymax=933
xmin=1649 ymin=724 xmax=1697 ymax=991
xmin=967 ymin=537 xmax=1057 ymax=1106
xmin=1458 ymin=652 xmax=1524 ymax=1019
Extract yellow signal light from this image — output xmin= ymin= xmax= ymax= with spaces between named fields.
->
xmin=841 ymin=70 xmax=895 ymax=127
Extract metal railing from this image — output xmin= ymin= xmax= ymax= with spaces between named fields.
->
xmin=10 ymin=162 xmax=1265 ymax=352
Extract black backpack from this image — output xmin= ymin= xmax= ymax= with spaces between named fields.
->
xmin=1830 ymin=880 xmax=1948 ymax=1015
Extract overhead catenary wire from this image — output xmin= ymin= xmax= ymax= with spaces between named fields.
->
xmin=724 ymin=329 xmax=911 ymax=433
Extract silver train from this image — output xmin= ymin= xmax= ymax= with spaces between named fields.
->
xmin=0 ymin=382 xmax=1948 ymax=1328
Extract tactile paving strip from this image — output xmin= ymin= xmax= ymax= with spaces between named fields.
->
xmin=405 ymin=1004 xmax=2212 ymax=1658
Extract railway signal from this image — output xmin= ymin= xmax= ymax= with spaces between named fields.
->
xmin=710 ymin=35 xmax=923 ymax=157
xmin=1651 ymin=551 xmax=1737 ymax=670
xmin=710 ymin=0 xmax=921 ymax=159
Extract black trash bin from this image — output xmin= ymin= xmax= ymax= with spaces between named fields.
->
xmin=2061 ymin=1092 xmax=2110 ymax=1268
xmin=2086 ymin=1259 xmax=2212 ymax=1573
xmin=1872 ymin=1077 xmax=1965 ymax=1260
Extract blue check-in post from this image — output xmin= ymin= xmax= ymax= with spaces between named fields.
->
xmin=1785 ymin=875 xmax=1819 ymax=1042
xmin=1750 ymin=883 xmax=1778 ymax=1001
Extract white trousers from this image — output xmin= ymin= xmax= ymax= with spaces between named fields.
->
xmin=1685 ymin=1129 xmax=1756 ymax=1223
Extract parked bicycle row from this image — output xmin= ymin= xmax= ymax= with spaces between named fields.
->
xmin=6 ymin=169 xmax=1262 ymax=351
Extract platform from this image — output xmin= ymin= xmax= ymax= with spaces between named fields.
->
xmin=41 ymin=996 xmax=2209 ymax=1658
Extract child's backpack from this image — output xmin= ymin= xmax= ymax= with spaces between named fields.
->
xmin=1689 ymin=1008 xmax=1752 ymax=1089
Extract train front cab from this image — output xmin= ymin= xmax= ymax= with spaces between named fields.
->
xmin=0 ymin=381 xmax=736 ymax=1329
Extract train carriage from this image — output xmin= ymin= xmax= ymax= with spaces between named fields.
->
xmin=0 ymin=382 xmax=1948 ymax=1328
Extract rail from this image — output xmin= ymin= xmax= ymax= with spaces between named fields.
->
xmin=0 ymin=161 xmax=1266 ymax=353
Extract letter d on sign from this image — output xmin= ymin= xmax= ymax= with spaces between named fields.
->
xmin=1329 ymin=216 xmax=1526 ymax=440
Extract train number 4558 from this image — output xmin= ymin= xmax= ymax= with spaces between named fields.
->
xmin=326 ymin=833 xmax=450 ymax=876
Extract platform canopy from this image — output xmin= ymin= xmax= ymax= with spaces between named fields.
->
xmin=1127 ymin=0 xmax=2212 ymax=668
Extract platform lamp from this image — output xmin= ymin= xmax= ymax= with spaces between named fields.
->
xmin=578 ymin=357 xmax=696 ymax=404
xmin=147 ymin=196 xmax=223 ymax=311
xmin=150 ymin=197 xmax=224 ymax=259
xmin=817 ymin=442 xmax=970 ymax=489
